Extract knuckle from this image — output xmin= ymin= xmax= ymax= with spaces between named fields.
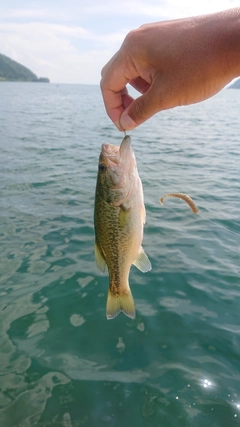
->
xmin=123 ymin=28 xmax=140 ymax=50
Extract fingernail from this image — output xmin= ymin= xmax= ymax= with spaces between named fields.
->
xmin=120 ymin=114 xmax=136 ymax=131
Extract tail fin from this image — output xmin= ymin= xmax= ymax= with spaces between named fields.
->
xmin=106 ymin=289 xmax=135 ymax=320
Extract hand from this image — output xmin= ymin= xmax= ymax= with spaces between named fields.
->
xmin=100 ymin=8 xmax=240 ymax=131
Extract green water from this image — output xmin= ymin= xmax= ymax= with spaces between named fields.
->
xmin=0 ymin=83 xmax=240 ymax=426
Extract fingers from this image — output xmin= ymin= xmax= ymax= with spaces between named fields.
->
xmin=101 ymin=47 xmax=144 ymax=130
xmin=129 ymin=77 xmax=150 ymax=94
xmin=120 ymin=83 xmax=162 ymax=130
xmin=101 ymin=76 xmax=154 ymax=131
xmin=101 ymin=54 xmax=132 ymax=130
xmin=101 ymin=40 xmax=165 ymax=130
xmin=101 ymin=73 xmax=164 ymax=131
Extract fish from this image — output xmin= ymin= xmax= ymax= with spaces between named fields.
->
xmin=94 ymin=135 xmax=151 ymax=320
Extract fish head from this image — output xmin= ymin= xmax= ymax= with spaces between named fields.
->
xmin=96 ymin=136 xmax=138 ymax=205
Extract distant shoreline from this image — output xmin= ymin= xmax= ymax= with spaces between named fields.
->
xmin=0 ymin=79 xmax=50 ymax=83
xmin=0 ymin=53 xmax=50 ymax=83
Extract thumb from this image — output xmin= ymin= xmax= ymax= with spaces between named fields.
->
xmin=119 ymin=88 xmax=162 ymax=130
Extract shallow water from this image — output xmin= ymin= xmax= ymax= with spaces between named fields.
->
xmin=0 ymin=83 xmax=240 ymax=426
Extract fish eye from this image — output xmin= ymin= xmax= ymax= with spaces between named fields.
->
xmin=98 ymin=163 xmax=107 ymax=172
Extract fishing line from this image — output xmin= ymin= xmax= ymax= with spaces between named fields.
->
xmin=197 ymin=212 xmax=240 ymax=239
xmin=160 ymin=193 xmax=240 ymax=239
xmin=168 ymin=107 xmax=240 ymax=240
xmin=165 ymin=117 xmax=239 ymax=240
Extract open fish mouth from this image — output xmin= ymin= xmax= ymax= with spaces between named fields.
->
xmin=101 ymin=136 xmax=132 ymax=158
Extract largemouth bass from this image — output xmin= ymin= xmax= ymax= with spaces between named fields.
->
xmin=94 ymin=135 xmax=151 ymax=320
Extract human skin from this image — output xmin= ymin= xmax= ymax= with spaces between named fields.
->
xmin=100 ymin=8 xmax=240 ymax=131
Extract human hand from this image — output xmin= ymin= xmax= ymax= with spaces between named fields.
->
xmin=100 ymin=8 xmax=240 ymax=131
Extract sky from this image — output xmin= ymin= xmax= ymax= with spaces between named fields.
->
xmin=0 ymin=0 xmax=239 ymax=84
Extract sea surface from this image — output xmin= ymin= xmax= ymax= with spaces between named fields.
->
xmin=0 ymin=82 xmax=240 ymax=427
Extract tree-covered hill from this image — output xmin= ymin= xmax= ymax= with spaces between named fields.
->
xmin=0 ymin=53 xmax=49 ymax=82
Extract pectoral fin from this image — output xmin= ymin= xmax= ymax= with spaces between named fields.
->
xmin=95 ymin=242 xmax=107 ymax=273
xmin=118 ymin=206 xmax=130 ymax=228
xmin=133 ymin=246 xmax=152 ymax=273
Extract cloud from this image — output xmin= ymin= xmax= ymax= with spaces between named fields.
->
xmin=138 ymin=0 xmax=240 ymax=18
xmin=0 ymin=0 xmax=239 ymax=83
xmin=0 ymin=21 xmax=125 ymax=83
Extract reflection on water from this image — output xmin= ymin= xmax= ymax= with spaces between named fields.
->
xmin=0 ymin=84 xmax=240 ymax=426
xmin=200 ymin=378 xmax=213 ymax=389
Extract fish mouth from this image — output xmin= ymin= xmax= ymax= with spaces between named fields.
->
xmin=101 ymin=136 xmax=134 ymax=168
xmin=102 ymin=136 xmax=131 ymax=157
xmin=102 ymin=143 xmax=119 ymax=156
xmin=119 ymin=135 xmax=133 ymax=158
xmin=120 ymin=135 xmax=131 ymax=149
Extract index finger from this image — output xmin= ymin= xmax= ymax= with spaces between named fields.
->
xmin=100 ymin=55 xmax=136 ymax=130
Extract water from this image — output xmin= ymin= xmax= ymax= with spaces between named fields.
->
xmin=0 ymin=83 xmax=239 ymax=427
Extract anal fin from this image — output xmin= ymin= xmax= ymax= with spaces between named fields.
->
xmin=133 ymin=246 xmax=152 ymax=272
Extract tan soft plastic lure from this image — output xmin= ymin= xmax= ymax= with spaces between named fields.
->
xmin=160 ymin=193 xmax=199 ymax=214
xmin=160 ymin=193 xmax=240 ymax=238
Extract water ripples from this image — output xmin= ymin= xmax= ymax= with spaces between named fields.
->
xmin=0 ymin=83 xmax=239 ymax=426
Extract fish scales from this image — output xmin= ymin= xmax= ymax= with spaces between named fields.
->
xmin=94 ymin=136 xmax=152 ymax=320
xmin=95 ymin=199 xmax=134 ymax=290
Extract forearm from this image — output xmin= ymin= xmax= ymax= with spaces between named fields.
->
xmin=216 ymin=8 xmax=240 ymax=79
xmin=190 ymin=8 xmax=240 ymax=83
xmin=130 ymin=8 xmax=240 ymax=95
